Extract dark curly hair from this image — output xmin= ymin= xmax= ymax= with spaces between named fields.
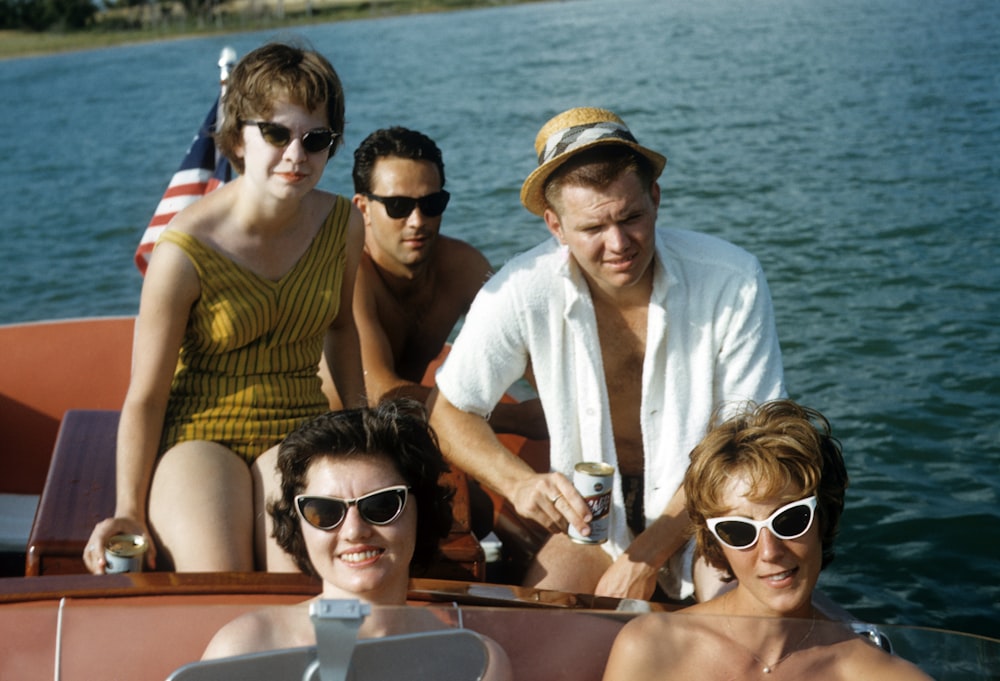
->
xmin=269 ymin=399 xmax=453 ymax=578
xmin=684 ymin=400 xmax=849 ymax=581
xmin=215 ymin=41 xmax=345 ymax=175
xmin=352 ymin=126 xmax=446 ymax=195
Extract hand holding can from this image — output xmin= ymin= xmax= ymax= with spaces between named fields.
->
xmin=568 ymin=462 xmax=614 ymax=545
xmin=104 ymin=533 xmax=147 ymax=573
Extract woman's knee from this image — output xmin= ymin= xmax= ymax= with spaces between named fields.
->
xmin=524 ymin=534 xmax=610 ymax=591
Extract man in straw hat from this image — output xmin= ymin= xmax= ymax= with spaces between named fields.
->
xmin=429 ymin=107 xmax=785 ymax=601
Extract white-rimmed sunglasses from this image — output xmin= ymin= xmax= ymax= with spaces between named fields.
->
xmin=295 ymin=485 xmax=409 ymax=530
xmin=706 ymin=495 xmax=817 ymax=550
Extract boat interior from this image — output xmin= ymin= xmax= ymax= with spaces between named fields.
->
xmin=0 ymin=566 xmax=649 ymax=681
xmin=3 ymin=318 xmax=998 ymax=680
xmin=0 ymin=315 xmax=547 ymax=579
xmin=3 ymin=573 xmax=996 ymax=681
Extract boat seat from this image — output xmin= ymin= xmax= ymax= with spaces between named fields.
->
xmin=25 ymin=410 xmax=119 ymax=576
xmin=24 ymin=409 xmax=485 ymax=579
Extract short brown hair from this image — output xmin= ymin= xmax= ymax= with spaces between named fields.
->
xmin=215 ymin=42 xmax=345 ymax=174
xmin=543 ymin=144 xmax=656 ymax=215
xmin=684 ymin=400 xmax=848 ymax=580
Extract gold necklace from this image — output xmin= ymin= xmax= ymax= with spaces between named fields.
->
xmin=724 ymin=597 xmax=816 ymax=674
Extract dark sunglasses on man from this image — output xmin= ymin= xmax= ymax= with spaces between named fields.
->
xmin=364 ymin=191 xmax=450 ymax=219
xmin=241 ymin=120 xmax=338 ymax=154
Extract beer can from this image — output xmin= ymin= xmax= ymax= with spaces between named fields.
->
xmin=104 ymin=533 xmax=146 ymax=573
xmin=568 ymin=462 xmax=614 ymax=545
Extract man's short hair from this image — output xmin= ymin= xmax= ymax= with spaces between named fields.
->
xmin=543 ymin=145 xmax=657 ymax=215
xmin=353 ymin=127 xmax=446 ymax=194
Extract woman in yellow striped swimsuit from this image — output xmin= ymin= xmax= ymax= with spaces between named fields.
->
xmin=83 ymin=43 xmax=366 ymax=574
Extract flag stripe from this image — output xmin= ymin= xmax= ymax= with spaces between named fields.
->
xmin=134 ymin=99 xmax=232 ymax=273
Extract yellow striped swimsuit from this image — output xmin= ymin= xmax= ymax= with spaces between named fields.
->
xmin=157 ymin=196 xmax=350 ymax=463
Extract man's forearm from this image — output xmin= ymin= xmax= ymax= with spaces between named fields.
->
xmin=428 ymin=390 xmax=536 ymax=496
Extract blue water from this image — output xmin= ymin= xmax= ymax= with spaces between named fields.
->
xmin=1 ymin=0 xmax=998 ymax=639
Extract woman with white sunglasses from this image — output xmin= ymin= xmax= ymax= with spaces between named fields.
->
xmin=603 ymin=400 xmax=931 ymax=680
xmin=201 ymin=399 xmax=455 ymax=658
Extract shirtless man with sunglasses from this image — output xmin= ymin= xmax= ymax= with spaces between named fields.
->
xmin=330 ymin=127 xmax=545 ymax=441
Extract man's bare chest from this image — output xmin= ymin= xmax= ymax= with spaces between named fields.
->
xmin=595 ymin=306 xmax=648 ymax=475
xmin=376 ymin=289 xmax=465 ymax=381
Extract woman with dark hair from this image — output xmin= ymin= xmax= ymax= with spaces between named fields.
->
xmin=202 ymin=400 xmax=458 ymax=658
xmin=270 ymin=399 xmax=453 ymax=589
xmin=603 ymin=400 xmax=931 ymax=680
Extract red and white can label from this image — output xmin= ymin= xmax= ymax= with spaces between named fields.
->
xmin=568 ymin=462 xmax=615 ymax=545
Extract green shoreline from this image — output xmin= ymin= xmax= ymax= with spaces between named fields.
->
xmin=1 ymin=0 xmax=544 ymax=61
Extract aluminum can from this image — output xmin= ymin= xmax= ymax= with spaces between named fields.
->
xmin=568 ymin=462 xmax=615 ymax=545
xmin=104 ymin=533 xmax=146 ymax=573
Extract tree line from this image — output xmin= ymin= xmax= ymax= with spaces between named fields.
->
xmin=2 ymin=0 xmax=219 ymax=32
xmin=2 ymin=0 xmax=99 ymax=29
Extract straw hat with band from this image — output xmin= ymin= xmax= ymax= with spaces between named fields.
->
xmin=520 ymin=107 xmax=667 ymax=216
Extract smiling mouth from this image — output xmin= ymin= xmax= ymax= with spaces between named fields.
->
xmin=339 ymin=548 xmax=384 ymax=564
xmin=763 ymin=567 xmax=797 ymax=582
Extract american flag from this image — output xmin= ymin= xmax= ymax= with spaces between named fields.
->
xmin=132 ymin=98 xmax=233 ymax=273
xmin=134 ymin=48 xmax=237 ymax=274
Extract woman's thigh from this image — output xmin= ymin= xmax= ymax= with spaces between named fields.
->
xmin=523 ymin=532 xmax=612 ymax=593
xmin=148 ymin=440 xmax=255 ymax=571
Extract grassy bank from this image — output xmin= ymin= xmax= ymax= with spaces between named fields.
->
xmin=1 ymin=0 xmax=542 ymax=60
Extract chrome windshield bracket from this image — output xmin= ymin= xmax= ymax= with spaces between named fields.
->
xmin=309 ymin=599 xmax=372 ymax=681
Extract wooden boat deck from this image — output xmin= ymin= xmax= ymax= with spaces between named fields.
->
xmin=0 ymin=573 xmax=636 ymax=681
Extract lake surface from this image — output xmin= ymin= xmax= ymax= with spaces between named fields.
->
xmin=1 ymin=0 xmax=997 ymax=640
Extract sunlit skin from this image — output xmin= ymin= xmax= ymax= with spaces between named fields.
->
xmin=200 ymin=452 xmax=434 ymax=660
xmin=83 ymin=90 xmax=367 ymax=575
xmin=301 ymin=454 xmax=417 ymax=605
xmin=236 ymin=100 xmax=332 ymax=205
xmin=603 ymin=472 xmax=935 ymax=680
xmin=603 ymin=476 xmax=825 ymax=679
xmin=543 ymin=171 xmax=660 ymax=304
xmin=343 ymin=153 xmax=547 ymax=439
xmin=713 ymin=475 xmax=822 ymax=620
xmin=359 ymin=157 xmax=444 ymax=273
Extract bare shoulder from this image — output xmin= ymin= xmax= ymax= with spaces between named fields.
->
xmin=201 ymin=604 xmax=312 ymax=660
xmin=436 ymin=236 xmax=492 ymax=296
xmin=166 ymin=181 xmax=237 ymax=238
xmin=438 ymin=236 xmax=491 ymax=275
xmin=604 ymin=613 xmax=699 ymax=680
xmin=832 ymin=635 xmax=934 ymax=680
